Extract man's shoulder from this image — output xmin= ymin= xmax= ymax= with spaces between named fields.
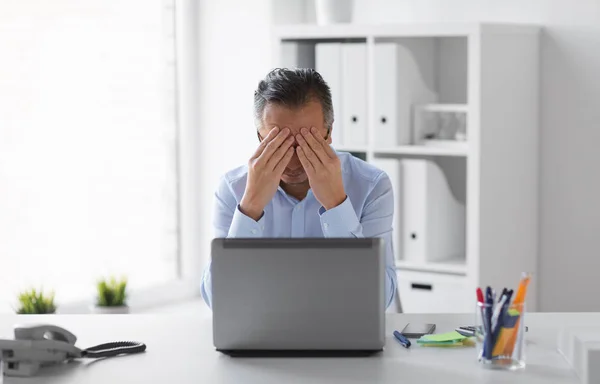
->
xmin=221 ymin=164 xmax=249 ymax=184
xmin=216 ymin=164 xmax=248 ymax=200
xmin=337 ymin=151 xmax=386 ymax=185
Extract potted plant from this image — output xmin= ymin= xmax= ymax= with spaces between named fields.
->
xmin=92 ymin=276 xmax=129 ymax=314
xmin=15 ymin=288 xmax=57 ymax=314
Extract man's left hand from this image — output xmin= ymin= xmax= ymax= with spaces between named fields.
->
xmin=296 ymin=127 xmax=347 ymax=210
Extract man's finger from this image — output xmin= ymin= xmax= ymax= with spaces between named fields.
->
xmin=266 ymin=135 xmax=294 ymax=170
xmin=301 ymin=127 xmax=329 ymax=164
xmin=274 ymin=147 xmax=295 ymax=175
xmin=295 ymin=146 xmax=314 ymax=176
xmin=296 ymin=134 xmax=321 ymax=168
xmin=257 ymin=127 xmax=291 ymax=163
xmin=322 ymin=129 xmax=337 ymax=159
xmin=251 ymin=126 xmax=279 ymax=159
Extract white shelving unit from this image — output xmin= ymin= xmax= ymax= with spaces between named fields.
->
xmin=415 ymin=103 xmax=469 ymax=113
xmin=272 ymin=23 xmax=540 ymax=313
xmin=374 ymin=145 xmax=469 ymax=157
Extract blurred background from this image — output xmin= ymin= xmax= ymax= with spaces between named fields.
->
xmin=0 ymin=0 xmax=599 ymax=316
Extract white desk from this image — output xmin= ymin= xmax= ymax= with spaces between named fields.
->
xmin=2 ymin=312 xmax=599 ymax=384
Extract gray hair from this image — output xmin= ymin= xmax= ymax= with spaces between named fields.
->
xmin=253 ymin=68 xmax=334 ymax=131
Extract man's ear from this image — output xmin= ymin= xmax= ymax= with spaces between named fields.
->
xmin=326 ymin=127 xmax=333 ymax=145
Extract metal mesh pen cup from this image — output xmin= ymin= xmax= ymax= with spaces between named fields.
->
xmin=475 ymin=301 xmax=526 ymax=370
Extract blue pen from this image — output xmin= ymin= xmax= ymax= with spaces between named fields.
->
xmin=393 ymin=331 xmax=411 ymax=349
xmin=485 ymin=287 xmax=494 ymax=359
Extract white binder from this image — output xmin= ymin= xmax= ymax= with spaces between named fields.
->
xmin=315 ymin=43 xmax=343 ymax=146
xmin=341 ymin=43 xmax=367 ymax=147
xmin=374 ymin=42 xmax=440 ymax=147
xmin=374 ymin=43 xmax=402 ymax=147
xmin=281 ymin=42 xmax=315 ymax=69
xmin=401 ymin=158 xmax=465 ymax=263
xmin=370 ymin=158 xmax=402 ymax=261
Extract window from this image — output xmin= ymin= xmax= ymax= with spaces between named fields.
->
xmin=0 ymin=0 xmax=180 ymax=312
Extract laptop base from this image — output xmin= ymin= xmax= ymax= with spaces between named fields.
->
xmin=216 ymin=349 xmax=383 ymax=358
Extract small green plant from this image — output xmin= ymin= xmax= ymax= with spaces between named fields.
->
xmin=96 ymin=276 xmax=128 ymax=307
xmin=15 ymin=288 xmax=57 ymax=314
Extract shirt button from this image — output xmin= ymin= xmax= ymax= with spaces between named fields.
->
xmin=251 ymin=229 xmax=258 ymax=235
xmin=261 ymin=225 xmax=265 ymax=230
xmin=323 ymin=223 xmax=329 ymax=229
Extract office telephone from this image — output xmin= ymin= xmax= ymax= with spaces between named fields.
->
xmin=0 ymin=323 xmax=146 ymax=377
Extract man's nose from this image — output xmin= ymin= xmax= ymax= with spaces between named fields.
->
xmin=286 ymin=151 xmax=302 ymax=170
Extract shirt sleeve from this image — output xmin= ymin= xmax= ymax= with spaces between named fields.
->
xmin=200 ymin=176 xmax=266 ymax=308
xmin=318 ymin=173 xmax=398 ymax=309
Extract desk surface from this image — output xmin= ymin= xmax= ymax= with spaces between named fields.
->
xmin=1 ymin=312 xmax=598 ymax=384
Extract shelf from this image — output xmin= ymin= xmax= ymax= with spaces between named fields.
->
xmin=374 ymin=144 xmax=468 ymax=157
xmin=273 ymin=23 xmax=540 ymax=41
xmin=395 ymin=259 xmax=468 ymax=275
xmin=335 ymin=146 xmax=369 ymax=153
xmin=415 ymin=103 xmax=469 ymax=113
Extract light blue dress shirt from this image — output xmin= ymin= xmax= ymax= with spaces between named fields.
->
xmin=200 ymin=150 xmax=398 ymax=309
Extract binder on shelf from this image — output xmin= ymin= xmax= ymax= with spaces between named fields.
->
xmin=401 ymin=158 xmax=465 ymax=264
xmin=373 ymin=41 xmax=438 ymax=148
xmin=371 ymin=158 xmax=402 ymax=261
xmin=374 ymin=43 xmax=407 ymax=147
xmin=341 ymin=42 xmax=367 ymax=147
xmin=315 ymin=42 xmax=343 ymax=146
xmin=280 ymin=42 xmax=315 ymax=69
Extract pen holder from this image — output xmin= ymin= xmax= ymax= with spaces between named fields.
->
xmin=475 ymin=301 xmax=526 ymax=370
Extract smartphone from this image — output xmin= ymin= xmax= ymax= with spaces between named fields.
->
xmin=400 ymin=323 xmax=436 ymax=338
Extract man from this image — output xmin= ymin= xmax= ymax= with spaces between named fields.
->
xmin=200 ymin=68 xmax=397 ymax=309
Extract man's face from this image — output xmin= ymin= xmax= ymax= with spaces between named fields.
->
xmin=258 ymin=101 xmax=332 ymax=185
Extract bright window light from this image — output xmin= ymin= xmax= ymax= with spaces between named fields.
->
xmin=0 ymin=0 xmax=179 ymax=312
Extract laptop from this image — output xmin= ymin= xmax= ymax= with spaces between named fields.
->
xmin=211 ymin=238 xmax=386 ymax=356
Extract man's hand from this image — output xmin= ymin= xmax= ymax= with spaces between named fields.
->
xmin=296 ymin=127 xmax=346 ymax=210
xmin=240 ymin=126 xmax=295 ymax=221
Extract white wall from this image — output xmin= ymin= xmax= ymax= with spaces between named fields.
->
xmin=343 ymin=0 xmax=600 ymax=312
xmin=196 ymin=0 xmax=276 ymax=262
xmin=197 ymin=0 xmax=600 ymax=311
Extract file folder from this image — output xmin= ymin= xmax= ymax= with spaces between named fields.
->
xmin=374 ymin=41 xmax=438 ymax=147
xmin=280 ymin=42 xmax=315 ymax=69
xmin=341 ymin=42 xmax=367 ymax=147
xmin=373 ymin=43 xmax=409 ymax=147
xmin=315 ymin=42 xmax=343 ymax=146
xmin=401 ymin=159 xmax=465 ymax=263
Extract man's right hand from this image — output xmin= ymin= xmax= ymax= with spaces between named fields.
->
xmin=239 ymin=126 xmax=294 ymax=221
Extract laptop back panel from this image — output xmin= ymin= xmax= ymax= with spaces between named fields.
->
xmin=211 ymin=238 xmax=385 ymax=351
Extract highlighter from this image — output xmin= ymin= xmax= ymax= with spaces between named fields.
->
xmin=492 ymin=308 xmax=520 ymax=357
xmin=503 ymin=273 xmax=530 ymax=356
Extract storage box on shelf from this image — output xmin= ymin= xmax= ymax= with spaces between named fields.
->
xmin=273 ymin=22 xmax=540 ymax=313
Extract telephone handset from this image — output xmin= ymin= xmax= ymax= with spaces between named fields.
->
xmin=0 ymin=323 xmax=146 ymax=377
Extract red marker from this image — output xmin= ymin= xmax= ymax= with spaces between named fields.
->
xmin=476 ymin=287 xmax=484 ymax=303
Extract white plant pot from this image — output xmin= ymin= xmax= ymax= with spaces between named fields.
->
xmin=91 ymin=305 xmax=130 ymax=314
xmin=315 ymin=0 xmax=354 ymax=25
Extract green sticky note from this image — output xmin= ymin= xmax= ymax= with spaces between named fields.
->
xmin=416 ymin=339 xmax=462 ymax=345
xmin=417 ymin=331 xmax=467 ymax=343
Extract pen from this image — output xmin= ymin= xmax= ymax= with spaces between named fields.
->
xmin=476 ymin=287 xmax=486 ymax=358
xmin=491 ymin=294 xmax=506 ymax=330
xmin=476 ymin=287 xmax=484 ymax=304
xmin=393 ymin=331 xmax=411 ymax=349
xmin=485 ymin=286 xmax=494 ymax=359
xmin=499 ymin=288 xmax=508 ymax=303
xmin=476 ymin=287 xmax=485 ymax=330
